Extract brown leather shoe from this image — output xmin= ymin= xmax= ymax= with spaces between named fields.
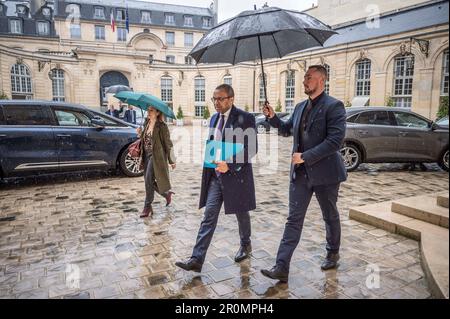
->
xmin=140 ymin=206 xmax=153 ymax=218
xmin=165 ymin=191 xmax=175 ymax=207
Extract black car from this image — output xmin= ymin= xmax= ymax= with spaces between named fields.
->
xmin=256 ymin=112 xmax=290 ymax=133
xmin=0 ymin=100 xmax=143 ymax=179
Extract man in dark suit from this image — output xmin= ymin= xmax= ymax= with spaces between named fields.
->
xmin=105 ymin=104 xmax=123 ymax=118
xmin=175 ymin=84 xmax=258 ymax=272
xmin=124 ymin=105 xmax=137 ymax=124
xmin=260 ymin=65 xmax=347 ymax=282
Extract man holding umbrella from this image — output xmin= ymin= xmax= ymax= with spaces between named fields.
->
xmin=260 ymin=65 xmax=347 ymax=282
xmin=175 ymin=84 xmax=258 ymax=272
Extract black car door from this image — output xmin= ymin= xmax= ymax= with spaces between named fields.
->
xmin=0 ymin=104 xmax=57 ymax=176
xmin=51 ymin=107 xmax=113 ymax=169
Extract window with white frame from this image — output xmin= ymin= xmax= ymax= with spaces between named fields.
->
xmin=166 ymin=55 xmax=175 ymax=64
xmin=37 ymin=21 xmax=50 ymax=36
xmin=166 ymin=31 xmax=175 ymax=46
xmin=116 ymin=9 xmax=126 ymax=21
xmin=52 ymin=69 xmax=65 ymax=102
xmin=441 ymin=50 xmax=449 ymax=96
xmin=185 ymin=56 xmax=194 ymax=65
xmin=10 ymin=19 xmax=22 ymax=34
xmin=324 ymin=64 xmax=330 ymax=95
xmin=117 ymin=27 xmax=127 ymax=42
xmin=195 ymin=76 xmax=206 ymax=117
xmin=184 ymin=33 xmax=193 ymax=47
xmin=11 ymin=64 xmax=32 ymax=95
xmin=141 ymin=11 xmax=151 ymax=23
xmin=94 ymin=7 xmax=105 ymax=19
xmin=393 ymin=55 xmax=414 ymax=108
xmin=258 ymin=73 xmax=267 ymax=110
xmin=184 ymin=16 xmax=193 ymax=27
xmin=161 ymin=76 xmax=173 ymax=103
xmin=95 ymin=25 xmax=105 ymax=40
xmin=202 ymin=17 xmax=211 ymax=28
xmin=70 ymin=23 xmax=81 ymax=39
xmin=285 ymin=71 xmax=295 ymax=113
xmin=223 ymin=75 xmax=232 ymax=86
xmin=355 ymin=59 xmax=371 ymax=96
xmin=165 ymin=14 xmax=175 ymax=25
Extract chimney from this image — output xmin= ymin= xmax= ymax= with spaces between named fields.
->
xmin=30 ymin=0 xmax=46 ymax=14
xmin=211 ymin=0 xmax=219 ymax=25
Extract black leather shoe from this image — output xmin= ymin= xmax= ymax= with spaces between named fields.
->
xmin=175 ymin=258 xmax=202 ymax=273
xmin=321 ymin=252 xmax=340 ymax=270
xmin=234 ymin=244 xmax=252 ymax=262
xmin=260 ymin=266 xmax=289 ymax=282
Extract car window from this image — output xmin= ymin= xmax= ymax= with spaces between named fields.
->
xmin=91 ymin=112 xmax=128 ymax=127
xmin=55 ymin=109 xmax=91 ymax=127
xmin=355 ymin=111 xmax=391 ymax=126
xmin=3 ymin=105 xmax=52 ymax=125
xmin=346 ymin=114 xmax=359 ymax=123
xmin=394 ymin=112 xmax=429 ymax=129
xmin=437 ymin=117 xmax=448 ymax=126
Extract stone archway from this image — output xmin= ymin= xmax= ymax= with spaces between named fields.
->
xmin=99 ymin=71 xmax=129 ymax=106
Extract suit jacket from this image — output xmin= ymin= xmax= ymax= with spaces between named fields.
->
xmin=124 ymin=109 xmax=137 ymax=124
xmin=199 ymin=105 xmax=258 ymax=215
xmin=269 ymin=93 xmax=347 ymax=186
xmin=105 ymin=109 xmax=120 ymax=118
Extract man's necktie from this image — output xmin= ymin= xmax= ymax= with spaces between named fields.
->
xmin=215 ymin=114 xmax=225 ymax=176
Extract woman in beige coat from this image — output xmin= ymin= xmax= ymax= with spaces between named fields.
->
xmin=137 ymin=107 xmax=176 ymax=218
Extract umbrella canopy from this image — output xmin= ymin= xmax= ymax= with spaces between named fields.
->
xmin=189 ymin=6 xmax=337 ymax=102
xmin=105 ymin=85 xmax=132 ymax=94
xmin=114 ymin=91 xmax=176 ymax=120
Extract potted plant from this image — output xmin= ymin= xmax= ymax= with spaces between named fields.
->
xmin=275 ymin=99 xmax=282 ymax=112
xmin=202 ymin=105 xmax=210 ymax=126
xmin=176 ymin=106 xmax=184 ymax=126
xmin=0 ymin=91 xmax=8 ymax=100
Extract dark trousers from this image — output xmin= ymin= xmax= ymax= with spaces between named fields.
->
xmin=276 ymin=175 xmax=341 ymax=272
xmin=192 ymin=175 xmax=251 ymax=264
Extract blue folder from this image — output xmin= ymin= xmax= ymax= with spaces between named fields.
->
xmin=203 ymin=140 xmax=244 ymax=168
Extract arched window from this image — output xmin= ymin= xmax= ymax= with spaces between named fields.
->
xmin=285 ymin=71 xmax=295 ymax=113
xmin=194 ymin=76 xmax=206 ymax=117
xmin=324 ymin=64 xmax=330 ymax=95
xmin=51 ymin=69 xmax=65 ymax=102
xmin=393 ymin=55 xmax=414 ymax=107
xmin=11 ymin=63 xmax=32 ymax=99
xmin=355 ymin=59 xmax=371 ymax=96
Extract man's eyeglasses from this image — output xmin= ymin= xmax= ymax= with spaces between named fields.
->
xmin=211 ymin=96 xmax=231 ymax=103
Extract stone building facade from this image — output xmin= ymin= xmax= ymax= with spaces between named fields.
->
xmin=0 ymin=0 xmax=448 ymax=121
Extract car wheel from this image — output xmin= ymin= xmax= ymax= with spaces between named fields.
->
xmin=340 ymin=144 xmax=361 ymax=171
xmin=119 ymin=149 xmax=144 ymax=177
xmin=257 ymin=124 xmax=268 ymax=134
xmin=438 ymin=149 xmax=449 ymax=172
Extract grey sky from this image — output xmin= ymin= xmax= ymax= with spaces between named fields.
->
xmin=139 ymin=0 xmax=318 ymax=22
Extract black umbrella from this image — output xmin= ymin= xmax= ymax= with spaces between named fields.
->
xmin=189 ymin=6 xmax=337 ymax=104
xmin=105 ymin=85 xmax=133 ymax=94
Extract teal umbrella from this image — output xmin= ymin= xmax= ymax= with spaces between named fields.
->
xmin=114 ymin=91 xmax=176 ymax=119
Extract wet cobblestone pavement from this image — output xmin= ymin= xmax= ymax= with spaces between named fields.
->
xmin=0 ymin=128 xmax=448 ymax=299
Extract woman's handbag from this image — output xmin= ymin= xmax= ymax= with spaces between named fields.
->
xmin=128 ymin=139 xmax=141 ymax=158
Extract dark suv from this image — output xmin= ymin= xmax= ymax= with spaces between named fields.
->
xmin=0 ymin=100 xmax=143 ymax=179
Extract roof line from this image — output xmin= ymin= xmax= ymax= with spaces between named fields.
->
xmin=330 ymin=0 xmax=447 ymax=29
